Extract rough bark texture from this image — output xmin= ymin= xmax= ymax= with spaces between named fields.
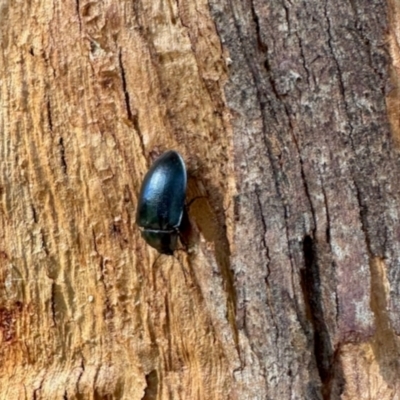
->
xmin=0 ymin=0 xmax=399 ymax=399
xmin=209 ymin=0 xmax=400 ymax=398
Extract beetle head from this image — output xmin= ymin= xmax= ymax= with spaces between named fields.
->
xmin=141 ymin=229 xmax=178 ymax=255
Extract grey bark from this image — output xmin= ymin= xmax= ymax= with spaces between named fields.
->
xmin=209 ymin=0 xmax=400 ymax=398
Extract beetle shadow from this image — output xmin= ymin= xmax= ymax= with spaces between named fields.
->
xmin=185 ymin=177 xmax=230 ymax=256
xmin=177 ymin=207 xmax=196 ymax=251
xmin=184 ymin=176 xmax=237 ymax=327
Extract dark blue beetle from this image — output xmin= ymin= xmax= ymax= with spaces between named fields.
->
xmin=136 ymin=150 xmax=187 ymax=254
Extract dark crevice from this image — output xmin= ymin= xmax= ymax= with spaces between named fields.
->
xmin=254 ymin=185 xmax=271 ymax=281
xmin=263 ymin=56 xmax=282 ymax=109
xmin=32 ymin=377 xmax=44 ymax=400
xmin=75 ymin=0 xmax=82 ymax=31
xmin=118 ymin=49 xmax=145 ymax=155
xmin=41 ymin=228 xmax=49 ymax=256
xmin=301 ymin=235 xmax=341 ymax=399
xmin=255 ymin=218 xmax=278 ymax=349
xmin=92 ymin=228 xmax=98 ymax=254
xmin=76 ymin=356 xmax=85 ymax=398
xmin=31 ymin=204 xmax=38 ymax=223
xmin=250 ymin=1 xmax=267 ymax=52
xmin=334 ymin=275 xmax=340 ymax=325
xmin=247 ymin=2 xmax=280 ymax=126
xmin=51 ymin=281 xmax=57 ymax=326
xmin=254 ymin=187 xmax=268 ymax=249
xmin=282 ymin=202 xmax=296 ymax=285
xmin=240 ymin=288 xmax=248 ymax=335
xmin=353 ymin=180 xmax=372 ymax=254
xmin=300 ymin=161 xmax=316 ymax=231
xmin=47 ymin=99 xmax=53 ymax=132
xmin=296 ymin=33 xmax=311 ymax=85
xmin=289 ymin=119 xmax=317 ymax=235
xmin=233 ymin=194 xmax=241 ymax=222
xmin=142 ymin=370 xmax=159 ymax=400
xmin=75 ymin=355 xmax=85 ymax=400
xmin=254 ymin=183 xmax=276 ymax=347
xmin=95 ymin=362 xmax=102 ymax=383
xmin=321 ymin=184 xmax=331 ymax=248
xmin=63 ymin=390 xmax=68 ymax=400
xmin=282 ymin=2 xmax=291 ymax=34
xmin=59 ymin=137 xmax=68 ymax=174
xmin=164 ymin=295 xmax=173 ymax=368
xmin=118 ymin=50 xmax=133 ymax=122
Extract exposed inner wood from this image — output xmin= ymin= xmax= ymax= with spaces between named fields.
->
xmin=1 ymin=0 xmax=400 ymax=399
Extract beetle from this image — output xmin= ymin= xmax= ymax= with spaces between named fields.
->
xmin=136 ymin=150 xmax=187 ymax=254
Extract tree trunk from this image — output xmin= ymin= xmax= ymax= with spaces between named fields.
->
xmin=1 ymin=0 xmax=399 ymax=399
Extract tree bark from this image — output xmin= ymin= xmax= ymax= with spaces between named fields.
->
xmin=0 ymin=0 xmax=399 ymax=399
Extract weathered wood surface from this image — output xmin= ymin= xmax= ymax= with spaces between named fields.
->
xmin=0 ymin=0 xmax=399 ymax=399
xmin=210 ymin=0 xmax=400 ymax=398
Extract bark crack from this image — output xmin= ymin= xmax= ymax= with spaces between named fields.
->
xmin=31 ymin=204 xmax=38 ymax=224
xmin=142 ymin=370 xmax=159 ymax=400
xmin=76 ymin=356 xmax=85 ymax=395
xmin=289 ymin=119 xmax=317 ymax=235
xmin=47 ymin=99 xmax=53 ymax=133
xmin=51 ymin=280 xmax=57 ymax=327
xmin=118 ymin=50 xmax=133 ymax=123
xmin=250 ymin=0 xmax=267 ymax=52
xmin=300 ymin=235 xmax=335 ymax=399
xmin=353 ymin=178 xmax=372 ymax=254
xmin=253 ymin=186 xmax=280 ymax=353
xmin=75 ymin=0 xmax=82 ymax=31
xmin=59 ymin=137 xmax=68 ymax=174
xmin=282 ymin=1 xmax=291 ymax=35
xmin=296 ymin=33 xmax=311 ymax=86
xmin=118 ymin=49 xmax=146 ymax=155
xmin=321 ymin=182 xmax=331 ymax=248
xmin=32 ymin=376 xmax=44 ymax=400
xmin=254 ymin=185 xmax=271 ymax=281
xmin=40 ymin=228 xmax=49 ymax=256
